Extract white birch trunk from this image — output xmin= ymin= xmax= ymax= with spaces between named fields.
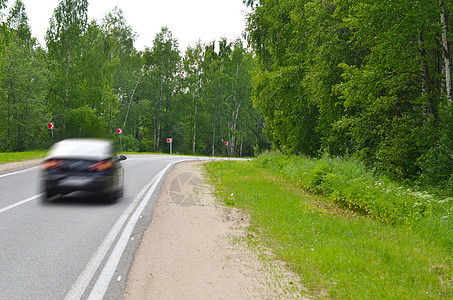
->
xmin=440 ymin=0 xmax=452 ymax=103
xmin=211 ymin=119 xmax=216 ymax=156
xmin=192 ymin=101 xmax=197 ymax=154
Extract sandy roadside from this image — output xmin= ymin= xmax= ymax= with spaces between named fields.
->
xmin=123 ymin=161 xmax=306 ymax=300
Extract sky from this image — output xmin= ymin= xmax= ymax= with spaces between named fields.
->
xmin=7 ymin=0 xmax=251 ymax=53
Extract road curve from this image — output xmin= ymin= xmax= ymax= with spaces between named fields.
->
xmin=0 ymin=154 xmax=229 ymax=300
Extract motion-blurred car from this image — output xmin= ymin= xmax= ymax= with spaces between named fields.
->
xmin=40 ymin=139 xmax=126 ymax=203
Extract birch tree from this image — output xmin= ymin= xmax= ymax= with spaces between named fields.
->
xmin=143 ymin=27 xmax=180 ymax=152
xmin=439 ymin=0 xmax=451 ymax=103
xmin=0 ymin=0 xmax=49 ymax=151
xmin=227 ymin=40 xmax=254 ymax=156
xmin=46 ymin=0 xmax=88 ymax=136
xmin=183 ymin=42 xmax=204 ymax=154
xmin=102 ymin=7 xmax=142 ymax=136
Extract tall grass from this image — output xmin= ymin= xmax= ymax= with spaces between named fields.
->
xmin=254 ymin=151 xmax=453 ymax=252
xmin=204 ymin=154 xmax=453 ymax=298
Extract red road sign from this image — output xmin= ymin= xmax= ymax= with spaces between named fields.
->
xmin=167 ymin=138 xmax=173 ymax=143
xmin=116 ymin=128 xmax=123 ymax=134
xmin=225 ymin=141 xmax=229 ymax=146
xmin=47 ymin=123 xmax=54 ymax=129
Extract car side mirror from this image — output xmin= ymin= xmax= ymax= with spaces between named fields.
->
xmin=118 ymin=155 xmax=127 ymax=161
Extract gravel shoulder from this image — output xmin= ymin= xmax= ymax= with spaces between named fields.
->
xmin=0 ymin=159 xmax=42 ymax=175
xmin=123 ymin=160 xmax=306 ymax=299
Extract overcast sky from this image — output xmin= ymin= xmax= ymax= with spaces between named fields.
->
xmin=7 ymin=0 xmax=250 ymax=53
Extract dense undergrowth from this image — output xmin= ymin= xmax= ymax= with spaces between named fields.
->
xmin=254 ymin=151 xmax=453 ymax=252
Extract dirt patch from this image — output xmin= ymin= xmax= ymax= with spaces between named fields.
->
xmin=123 ymin=161 xmax=307 ymax=299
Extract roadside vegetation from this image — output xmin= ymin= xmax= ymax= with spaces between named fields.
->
xmin=0 ymin=150 xmax=47 ymax=164
xmin=205 ymin=152 xmax=453 ymax=299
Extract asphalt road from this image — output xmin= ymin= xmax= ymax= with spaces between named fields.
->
xmin=0 ymin=154 xmax=221 ymax=300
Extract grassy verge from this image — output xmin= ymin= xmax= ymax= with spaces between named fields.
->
xmin=0 ymin=150 xmax=48 ymax=164
xmin=204 ymin=157 xmax=453 ymax=298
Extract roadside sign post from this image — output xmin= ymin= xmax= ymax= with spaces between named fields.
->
xmin=225 ymin=141 xmax=229 ymax=157
xmin=47 ymin=123 xmax=54 ymax=138
xmin=117 ymin=128 xmax=123 ymax=152
xmin=167 ymin=138 xmax=173 ymax=154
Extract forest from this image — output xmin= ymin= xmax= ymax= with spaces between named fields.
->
xmin=2 ymin=0 xmax=453 ymax=188
xmin=245 ymin=0 xmax=453 ymax=188
xmin=0 ymin=0 xmax=268 ymax=157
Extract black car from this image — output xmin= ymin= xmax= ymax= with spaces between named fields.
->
xmin=41 ymin=139 xmax=126 ymax=203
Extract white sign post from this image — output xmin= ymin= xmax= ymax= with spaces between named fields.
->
xmin=48 ymin=123 xmax=54 ymax=138
xmin=117 ymin=128 xmax=123 ymax=152
xmin=225 ymin=141 xmax=229 ymax=157
xmin=167 ymin=138 xmax=173 ymax=154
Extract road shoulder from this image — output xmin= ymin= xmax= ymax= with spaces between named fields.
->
xmin=0 ymin=159 xmax=42 ymax=175
xmin=123 ymin=160 xmax=306 ymax=299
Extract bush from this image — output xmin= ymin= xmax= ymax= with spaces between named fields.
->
xmin=253 ymin=152 xmax=436 ymax=225
xmin=113 ymin=135 xmax=140 ymax=152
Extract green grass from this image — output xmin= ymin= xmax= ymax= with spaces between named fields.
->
xmin=0 ymin=150 xmax=48 ymax=164
xmin=204 ymin=159 xmax=453 ymax=299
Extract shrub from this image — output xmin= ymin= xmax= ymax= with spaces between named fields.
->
xmin=253 ymin=152 xmax=437 ymax=226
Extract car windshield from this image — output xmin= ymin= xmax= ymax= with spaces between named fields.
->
xmin=49 ymin=140 xmax=111 ymax=160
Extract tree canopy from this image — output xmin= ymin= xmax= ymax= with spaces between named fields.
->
xmin=246 ymin=0 xmax=453 ymax=186
xmin=0 ymin=0 xmax=267 ymax=157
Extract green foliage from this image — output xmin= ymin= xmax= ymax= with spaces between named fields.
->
xmin=0 ymin=0 xmax=49 ymax=152
xmin=0 ymin=150 xmax=47 ymax=164
xmin=139 ymin=27 xmax=180 ymax=153
xmin=417 ymin=104 xmax=453 ymax=187
xmin=0 ymin=1 xmax=267 ymax=157
xmin=64 ymin=106 xmax=106 ymax=138
xmin=246 ymin=0 xmax=453 ymax=186
xmin=113 ymin=134 xmax=139 ymax=152
xmin=247 ymin=0 xmax=321 ymax=156
xmin=253 ymin=152 xmax=449 ymax=229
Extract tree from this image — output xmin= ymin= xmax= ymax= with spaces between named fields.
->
xmin=183 ymin=42 xmax=204 ymax=154
xmin=45 ymin=0 xmax=119 ymax=138
xmin=439 ymin=0 xmax=451 ymax=103
xmin=226 ymin=40 xmax=255 ymax=156
xmin=142 ymin=27 xmax=180 ymax=152
xmin=75 ymin=20 xmax=118 ymax=137
xmin=102 ymin=7 xmax=142 ymax=138
xmin=0 ymin=1 xmax=266 ymax=158
xmin=0 ymin=0 xmax=49 ymax=151
xmin=335 ymin=0 xmax=447 ymax=178
xmin=46 ymin=0 xmax=88 ymax=136
xmin=245 ymin=0 xmax=453 ymax=182
xmin=247 ymin=0 xmax=320 ymax=155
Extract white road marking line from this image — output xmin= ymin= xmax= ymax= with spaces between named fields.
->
xmin=65 ymin=160 xmax=184 ymax=300
xmin=64 ymin=175 xmax=158 ymax=300
xmin=0 ymin=166 xmax=38 ymax=178
xmin=87 ymin=160 xmax=182 ymax=300
xmin=125 ymin=157 xmax=161 ymax=161
xmin=0 ymin=194 xmax=41 ymax=214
